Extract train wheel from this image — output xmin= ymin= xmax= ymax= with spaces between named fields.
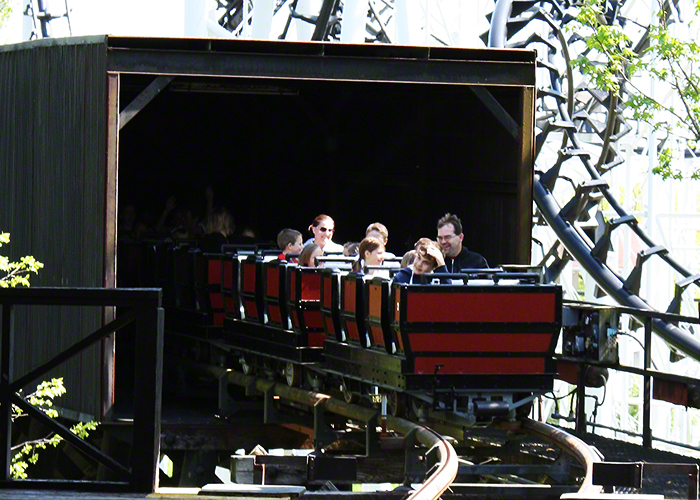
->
xmin=285 ymin=362 xmax=302 ymax=387
xmin=388 ymin=391 xmax=407 ymax=417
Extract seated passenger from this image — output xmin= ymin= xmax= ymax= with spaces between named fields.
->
xmin=351 ymin=237 xmax=386 ymax=275
xmin=393 ymin=239 xmax=447 ymax=284
xmin=343 ymin=241 xmax=359 ymax=257
xmin=171 ymin=204 xmax=206 ymax=240
xmin=305 ymin=214 xmax=344 ymax=254
xmin=277 ymin=228 xmax=303 ymax=262
xmin=437 ymin=213 xmax=488 ymax=272
xmin=200 ymin=206 xmax=235 ymax=253
xmin=401 ymin=249 xmax=416 ymax=268
xmin=299 ymin=243 xmax=323 ymax=267
xmin=365 ymin=222 xmax=397 ymax=259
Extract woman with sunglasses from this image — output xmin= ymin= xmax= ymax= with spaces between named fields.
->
xmin=306 ymin=214 xmax=344 ymax=254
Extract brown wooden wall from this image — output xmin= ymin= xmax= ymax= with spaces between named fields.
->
xmin=0 ymin=37 xmax=108 ymax=418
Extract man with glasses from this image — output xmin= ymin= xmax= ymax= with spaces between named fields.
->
xmin=436 ymin=213 xmax=488 ymax=273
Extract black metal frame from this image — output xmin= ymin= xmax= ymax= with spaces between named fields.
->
xmin=320 ymin=269 xmax=343 ymax=342
xmin=0 ymin=288 xmax=163 ymax=492
xmin=558 ymin=302 xmax=700 ymax=450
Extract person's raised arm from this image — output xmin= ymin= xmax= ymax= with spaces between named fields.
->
xmin=426 ymin=245 xmax=445 ymax=269
xmin=155 ymin=195 xmax=176 ymax=233
xmin=205 ymin=185 xmax=214 ymax=223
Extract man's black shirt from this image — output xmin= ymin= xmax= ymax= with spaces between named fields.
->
xmin=445 ymin=246 xmax=488 ymax=273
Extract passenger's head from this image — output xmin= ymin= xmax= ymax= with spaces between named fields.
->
xmin=343 ymin=241 xmax=360 ymax=256
xmin=308 ymin=214 xmax=335 ymax=249
xmin=365 ymin=222 xmax=389 ymax=245
xmin=206 ymin=207 xmax=235 ymax=237
xmin=401 ymin=250 xmax=416 ymax=268
xmin=360 ymin=237 xmax=385 ymax=266
xmin=437 ymin=213 xmax=464 ymax=258
xmin=413 ymin=239 xmax=444 ymax=275
xmin=352 ymin=237 xmax=385 ymax=272
xmin=277 ymin=228 xmax=303 ymax=255
xmin=414 ymin=237 xmax=433 ymax=250
xmin=299 ymin=243 xmax=323 ymax=267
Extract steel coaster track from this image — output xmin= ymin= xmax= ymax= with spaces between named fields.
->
xmin=191 ymin=361 xmax=602 ymax=497
xmin=487 ymin=0 xmax=700 ymax=360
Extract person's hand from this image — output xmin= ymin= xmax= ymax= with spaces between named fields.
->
xmin=164 ymin=196 xmax=176 ymax=212
xmin=205 ymin=186 xmax=214 ymax=203
xmin=426 ymin=245 xmax=445 ymax=267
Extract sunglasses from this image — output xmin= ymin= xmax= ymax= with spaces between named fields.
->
xmin=318 ymin=227 xmax=335 ymax=233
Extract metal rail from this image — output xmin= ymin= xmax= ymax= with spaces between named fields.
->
xmin=189 ymin=361 xmax=601 ymax=497
xmin=222 ymin=369 xmax=458 ymax=500
xmin=523 ymin=419 xmax=603 ymax=495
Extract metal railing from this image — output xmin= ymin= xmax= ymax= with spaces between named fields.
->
xmin=0 ymin=287 xmax=163 ymax=492
xmin=559 ymin=301 xmax=700 ymax=450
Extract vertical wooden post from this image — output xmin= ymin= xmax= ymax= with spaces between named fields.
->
xmin=517 ymin=85 xmax=535 ymax=264
xmin=102 ymin=72 xmax=120 ymax=420
xmin=130 ymin=303 xmax=164 ymax=492
xmin=0 ymin=303 xmax=14 ymax=480
xmin=643 ymin=316 xmax=653 ymax=448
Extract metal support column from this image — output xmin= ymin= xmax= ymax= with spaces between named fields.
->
xmin=366 ymin=412 xmax=379 ymax=456
xmin=643 ymin=317 xmax=653 ymax=448
xmin=313 ymin=400 xmax=335 ymax=451
xmin=264 ymin=386 xmax=278 ymax=424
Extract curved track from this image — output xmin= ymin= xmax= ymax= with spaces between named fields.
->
xmin=200 ymin=363 xmax=602 ymax=497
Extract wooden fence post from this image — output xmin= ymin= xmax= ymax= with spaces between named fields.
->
xmin=130 ymin=304 xmax=164 ymax=492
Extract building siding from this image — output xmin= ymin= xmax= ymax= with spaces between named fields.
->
xmin=0 ymin=37 xmax=108 ymax=418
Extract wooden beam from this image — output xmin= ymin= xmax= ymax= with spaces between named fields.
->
xmin=119 ymin=75 xmax=174 ymax=129
xmin=470 ymin=86 xmax=519 ymax=140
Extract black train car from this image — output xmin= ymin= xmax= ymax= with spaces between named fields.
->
xmin=1 ymin=37 xmax=537 ymax=419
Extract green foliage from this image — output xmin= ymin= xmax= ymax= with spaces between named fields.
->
xmin=0 ymin=0 xmax=12 ymax=27
xmin=0 ymin=232 xmax=74 ymax=479
xmin=0 ymin=232 xmax=44 ymax=288
xmin=572 ymin=0 xmax=700 ymax=179
xmin=652 ymin=147 xmax=684 ymax=180
xmin=10 ymin=378 xmax=98 ymax=479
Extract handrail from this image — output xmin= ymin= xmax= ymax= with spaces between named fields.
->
xmin=0 ymin=287 xmax=163 ymax=493
xmin=560 ymin=299 xmax=700 ymax=449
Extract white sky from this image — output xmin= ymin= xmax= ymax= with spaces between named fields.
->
xmin=2 ymin=0 xmax=189 ymax=43
xmin=1 ymin=0 xmax=493 ymax=47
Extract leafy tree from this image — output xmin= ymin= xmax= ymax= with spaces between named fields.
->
xmin=0 ymin=232 xmax=44 ymax=287
xmin=11 ymin=379 xmax=98 ymax=479
xmin=0 ymin=0 xmax=14 ymax=29
xmin=1 ymin=232 xmax=96 ymax=479
xmin=572 ymin=0 xmax=700 ymax=179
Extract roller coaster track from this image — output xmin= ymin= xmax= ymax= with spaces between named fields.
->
xmin=487 ymin=0 xmax=700 ymax=361
xmin=194 ymin=363 xmax=602 ymax=497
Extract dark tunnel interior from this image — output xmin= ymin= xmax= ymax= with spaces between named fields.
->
xmin=118 ymin=75 xmax=529 ymax=265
